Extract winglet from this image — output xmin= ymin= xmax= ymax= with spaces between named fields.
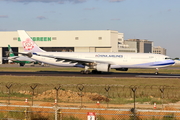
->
xmin=17 ymin=30 xmax=45 ymax=52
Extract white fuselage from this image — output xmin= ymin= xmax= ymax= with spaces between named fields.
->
xmin=30 ymin=52 xmax=174 ymax=69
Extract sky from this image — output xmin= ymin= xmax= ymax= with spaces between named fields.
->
xmin=0 ymin=0 xmax=180 ymax=58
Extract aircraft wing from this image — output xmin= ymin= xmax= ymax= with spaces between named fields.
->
xmin=7 ymin=56 xmax=19 ymax=60
xmin=32 ymin=52 xmax=114 ymax=64
xmin=1 ymin=57 xmax=9 ymax=60
xmin=1 ymin=56 xmax=19 ymax=60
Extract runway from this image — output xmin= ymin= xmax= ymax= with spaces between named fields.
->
xmin=0 ymin=71 xmax=180 ymax=78
xmin=0 ymin=64 xmax=180 ymax=78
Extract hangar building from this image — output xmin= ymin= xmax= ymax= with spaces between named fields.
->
xmin=0 ymin=30 xmax=124 ymax=64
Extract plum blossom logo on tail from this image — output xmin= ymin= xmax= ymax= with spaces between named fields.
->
xmin=22 ymin=38 xmax=34 ymax=51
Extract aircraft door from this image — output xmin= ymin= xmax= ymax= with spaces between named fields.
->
xmin=123 ymin=55 xmax=128 ymax=63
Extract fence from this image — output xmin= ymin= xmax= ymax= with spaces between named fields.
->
xmin=0 ymin=83 xmax=180 ymax=119
xmin=1 ymin=105 xmax=180 ymax=120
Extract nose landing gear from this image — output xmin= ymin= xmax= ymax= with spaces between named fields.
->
xmin=155 ymin=68 xmax=159 ymax=75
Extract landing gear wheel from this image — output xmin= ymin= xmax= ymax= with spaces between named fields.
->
xmin=80 ymin=70 xmax=84 ymax=74
xmin=19 ymin=63 xmax=25 ymax=66
xmin=155 ymin=68 xmax=159 ymax=75
xmin=85 ymin=70 xmax=91 ymax=74
xmin=155 ymin=72 xmax=159 ymax=75
xmin=92 ymin=70 xmax=97 ymax=74
xmin=80 ymin=70 xmax=91 ymax=74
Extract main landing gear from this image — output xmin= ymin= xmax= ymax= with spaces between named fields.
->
xmin=80 ymin=66 xmax=91 ymax=74
xmin=19 ymin=63 xmax=25 ymax=66
xmin=80 ymin=70 xmax=91 ymax=74
xmin=80 ymin=70 xmax=102 ymax=74
xmin=155 ymin=68 xmax=159 ymax=75
xmin=80 ymin=66 xmax=102 ymax=74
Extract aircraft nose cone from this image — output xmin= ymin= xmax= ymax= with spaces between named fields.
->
xmin=174 ymin=60 xmax=180 ymax=66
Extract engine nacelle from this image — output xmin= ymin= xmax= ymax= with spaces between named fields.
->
xmin=96 ymin=63 xmax=111 ymax=72
xmin=116 ymin=68 xmax=128 ymax=71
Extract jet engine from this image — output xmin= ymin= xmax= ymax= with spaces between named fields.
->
xmin=96 ymin=63 xmax=111 ymax=72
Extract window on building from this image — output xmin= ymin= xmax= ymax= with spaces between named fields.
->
xmin=52 ymin=37 xmax=57 ymax=40
xmin=75 ymin=37 xmax=79 ymax=40
xmin=144 ymin=43 xmax=152 ymax=53
xmin=13 ymin=37 xmax=17 ymax=40
xmin=41 ymin=47 xmax=74 ymax=52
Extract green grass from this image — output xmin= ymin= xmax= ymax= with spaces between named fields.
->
xmin=0 ymin=76 xmax=179 ymax=87
xmin=0 ymin=66 xmax=180 ymax=105
xmin=0 ymin=92 xmax=31 ymax=98
xmin=1 ymin=65 xmax=180 ymax=74
xmin=0 ymin=65 xmax=179 ymax=85
xmin=0 ymin=66 xmax=82 ymax=72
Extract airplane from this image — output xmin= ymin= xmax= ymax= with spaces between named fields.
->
xmin=6 ymin=44 xmax=38 ymax=66
xmin=17 ymin=30 xmax=175 ymax=74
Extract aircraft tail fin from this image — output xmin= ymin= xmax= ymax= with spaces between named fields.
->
xmin=8 ymin=45 xmax=15 ymax=57
xmin=17 ymin=30 xmax=45 ymax=52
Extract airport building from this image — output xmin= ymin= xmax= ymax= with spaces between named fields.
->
xmin=118 ymin=40 xmax=137 ymax=53
xmin=125 ymin=39 xmax=153 ymax=53
xmin=0 ymin=30 xmax=124 ymax=64
xmin=118 ymin=39 xmax=154 ymax=53
xmin=153 ymin=46 xmax=166 ymax=55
